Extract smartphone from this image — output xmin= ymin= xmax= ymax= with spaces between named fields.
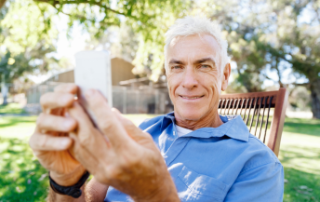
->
xmin=74 ymin=51 xmax=113 ymax=124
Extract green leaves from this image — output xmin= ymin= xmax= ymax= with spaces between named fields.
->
xmin=30 ymin=0 xmax=190 ymax=78
xmin=0 ymin=0 xmax=60 ymax=86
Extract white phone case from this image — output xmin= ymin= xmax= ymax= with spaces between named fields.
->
xmin=74 ymin=51 xmax=113 ymax=124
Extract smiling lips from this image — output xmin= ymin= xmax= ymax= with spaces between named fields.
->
xmin=179 ymin=95 xmax=205 ymax=100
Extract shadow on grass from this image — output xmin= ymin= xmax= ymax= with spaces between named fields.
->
xmin=0 ymin=103 xmax=28 ymax=115
xmin=281 ymin=146 xmax=320 ymax=164
xmin=280 ymin=143 xmax=320 ymax=202
xmin=0 ymin=137 xmax=48 ymax=202
xmin=283 ymin=118 xmax=320 ymax=137
xmin=283 ymin=167 xmax=320 ymax=202
xmin=0 ymin=117 xmax=37 ymax=128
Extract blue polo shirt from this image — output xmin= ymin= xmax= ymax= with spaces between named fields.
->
xmin=105 ymin=112 xmax=284 ymax=202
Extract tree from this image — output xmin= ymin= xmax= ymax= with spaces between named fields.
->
xmin=1 ymin=0 xmax=192 ymax=78
xmin=0 ymin=0 xmax=58 ymax=104
xmin=3 ymin=0 xmax=319 ymax=118
xmin=0 ymin=0 xmax=192 ymax=105
xmin=32 ymin=0 xmax=191 ymax=79
xmin=197 ymin=0 xmax=320 ymax=118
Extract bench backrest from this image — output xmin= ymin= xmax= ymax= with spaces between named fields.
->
xmin=218 ymin=88 xmax=288 ymax=156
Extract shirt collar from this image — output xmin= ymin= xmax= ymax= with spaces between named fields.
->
xmin=161 ymin=112 xmax=249 ymax=142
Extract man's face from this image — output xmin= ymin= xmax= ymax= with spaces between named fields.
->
xmin=166 ymin=34 xmax=230 ymax=122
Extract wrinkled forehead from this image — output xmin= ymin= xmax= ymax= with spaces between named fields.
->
xmin=166 ymin=34 xmax=222 ymax=66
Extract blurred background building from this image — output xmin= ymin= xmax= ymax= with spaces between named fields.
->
xmin=23 ymin=57 xmax=173 ymax=114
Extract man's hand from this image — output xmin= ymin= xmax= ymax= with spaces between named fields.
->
xmin=29 ymin=84 xmax=86 ymax=186
xmin=68 ymin=89 xmax=179 ymax=202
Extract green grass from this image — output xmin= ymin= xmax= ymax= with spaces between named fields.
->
xmin=0 ymin=137 xmax=49 ymax=202
xmin=0 ymin=107 xmax=157 ymax=202
xmin=0 ymin=103 xmax=28 ymax=115
xmin=0 ymin=116 xmax=37 ymax=139
xmin=279 ymin=118 xmax=320 ymax=202
xmin=0 ymin=103 xmax=319 ymax=201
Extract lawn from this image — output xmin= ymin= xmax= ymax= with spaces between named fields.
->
xmin=0 ymin=103 xmax=28 ymax=115
xmin=0 ymin=104 xmax=319 ymax=202
xmin=279 ymin=118 xmax=320 ymax=202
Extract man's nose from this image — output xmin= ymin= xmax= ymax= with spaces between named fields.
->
xmin=182 ymin=67 xmax=198 ymax=89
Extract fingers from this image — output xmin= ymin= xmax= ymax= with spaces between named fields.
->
xmin=40 ymin=84 xmax=78 ymax=112
xmin=67 ymin=102 xmax=109 ymax=150
xmin=36 ymin=113 xmax=77 ymax=133
xmin=29 ymin=133 xmax=73 ymax=151
xmin=68 ymin=132 xmax=101 ymax=176
xmin=68 ymin=102 xmax=97 ymax=139
xmin=54 ymin=83 xmax=78 ymax=94
xmin=40 ymin=92 xmax=75 ymax=110
xmin=84 ymin=89 xmax=131 ymax=148
xmin=67 ymin=104 xmax=113 ymax=181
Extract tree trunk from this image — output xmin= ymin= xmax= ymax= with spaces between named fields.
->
xmin=1 ymin=83 xmax=8 ymax=105
xmin=1 ymin=74 xmax=8 ymax=105
xmin=310 ymin=79 xmax=320 ymax=119
xmin=0 ymin=0 xmax=6 ymax=9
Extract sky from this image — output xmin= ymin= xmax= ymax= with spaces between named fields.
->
xmin=28 ymin=14 xmax=90 ymax=84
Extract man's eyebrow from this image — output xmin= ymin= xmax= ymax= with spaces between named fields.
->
xmin=193 ymin=57 xmax=216 ymax=65
xmin=169 ymin=59 xmax=185 ymax=65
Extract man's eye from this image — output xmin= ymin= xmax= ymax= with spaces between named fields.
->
xmin=172 ymin=66 xmax=182 ymax=69
xmin=200 ymin=65 xmax=210 ymax=68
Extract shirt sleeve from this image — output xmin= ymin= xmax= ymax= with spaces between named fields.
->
xmin=224 ymin=162 xmax=284 ymax=202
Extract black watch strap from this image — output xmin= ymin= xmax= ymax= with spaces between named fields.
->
xmin=49 ymin=171 xmax=90 ymax=198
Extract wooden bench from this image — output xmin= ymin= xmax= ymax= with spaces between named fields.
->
xmin=218 ymin=88 xmax=289 ymax=157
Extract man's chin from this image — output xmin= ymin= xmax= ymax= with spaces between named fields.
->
xmin=174 ymin=109 xmax=204 ymax=121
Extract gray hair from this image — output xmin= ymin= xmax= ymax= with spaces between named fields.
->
xmin=164 ymin=16 xmax=229 ymax=72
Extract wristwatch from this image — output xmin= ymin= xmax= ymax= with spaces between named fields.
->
xmin=49 ymin=171 xmax=90 ymax=198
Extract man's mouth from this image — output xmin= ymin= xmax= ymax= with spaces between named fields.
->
xmin=179 ymin=95 xmax=205 ymax=100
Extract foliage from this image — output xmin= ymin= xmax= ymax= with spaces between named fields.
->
xmin=194 ymin=0 xmax=320 ymax=118
xmin=288 ymin=86 xmax=311 ymax=111
xmin=209 ymin=0 xmax=320 ymax=87
xmin=29 ymin=0 xmax=192 ymax=79
xmin=0 ymin=0 xmax=58 ymax=86
xmin=84 ymin=22 xmax=141 ymax=74
xmin=2 ymin=0 xmax=320 ymax=117
xmin=0 ymin=0 xmax=193 ymax=81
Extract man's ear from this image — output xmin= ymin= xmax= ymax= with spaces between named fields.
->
xmin=221 ymin=63 xmax=231 ymax=91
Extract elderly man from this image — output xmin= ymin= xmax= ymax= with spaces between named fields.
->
xmin=29 ymin=17 xmax=284 ymax=202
